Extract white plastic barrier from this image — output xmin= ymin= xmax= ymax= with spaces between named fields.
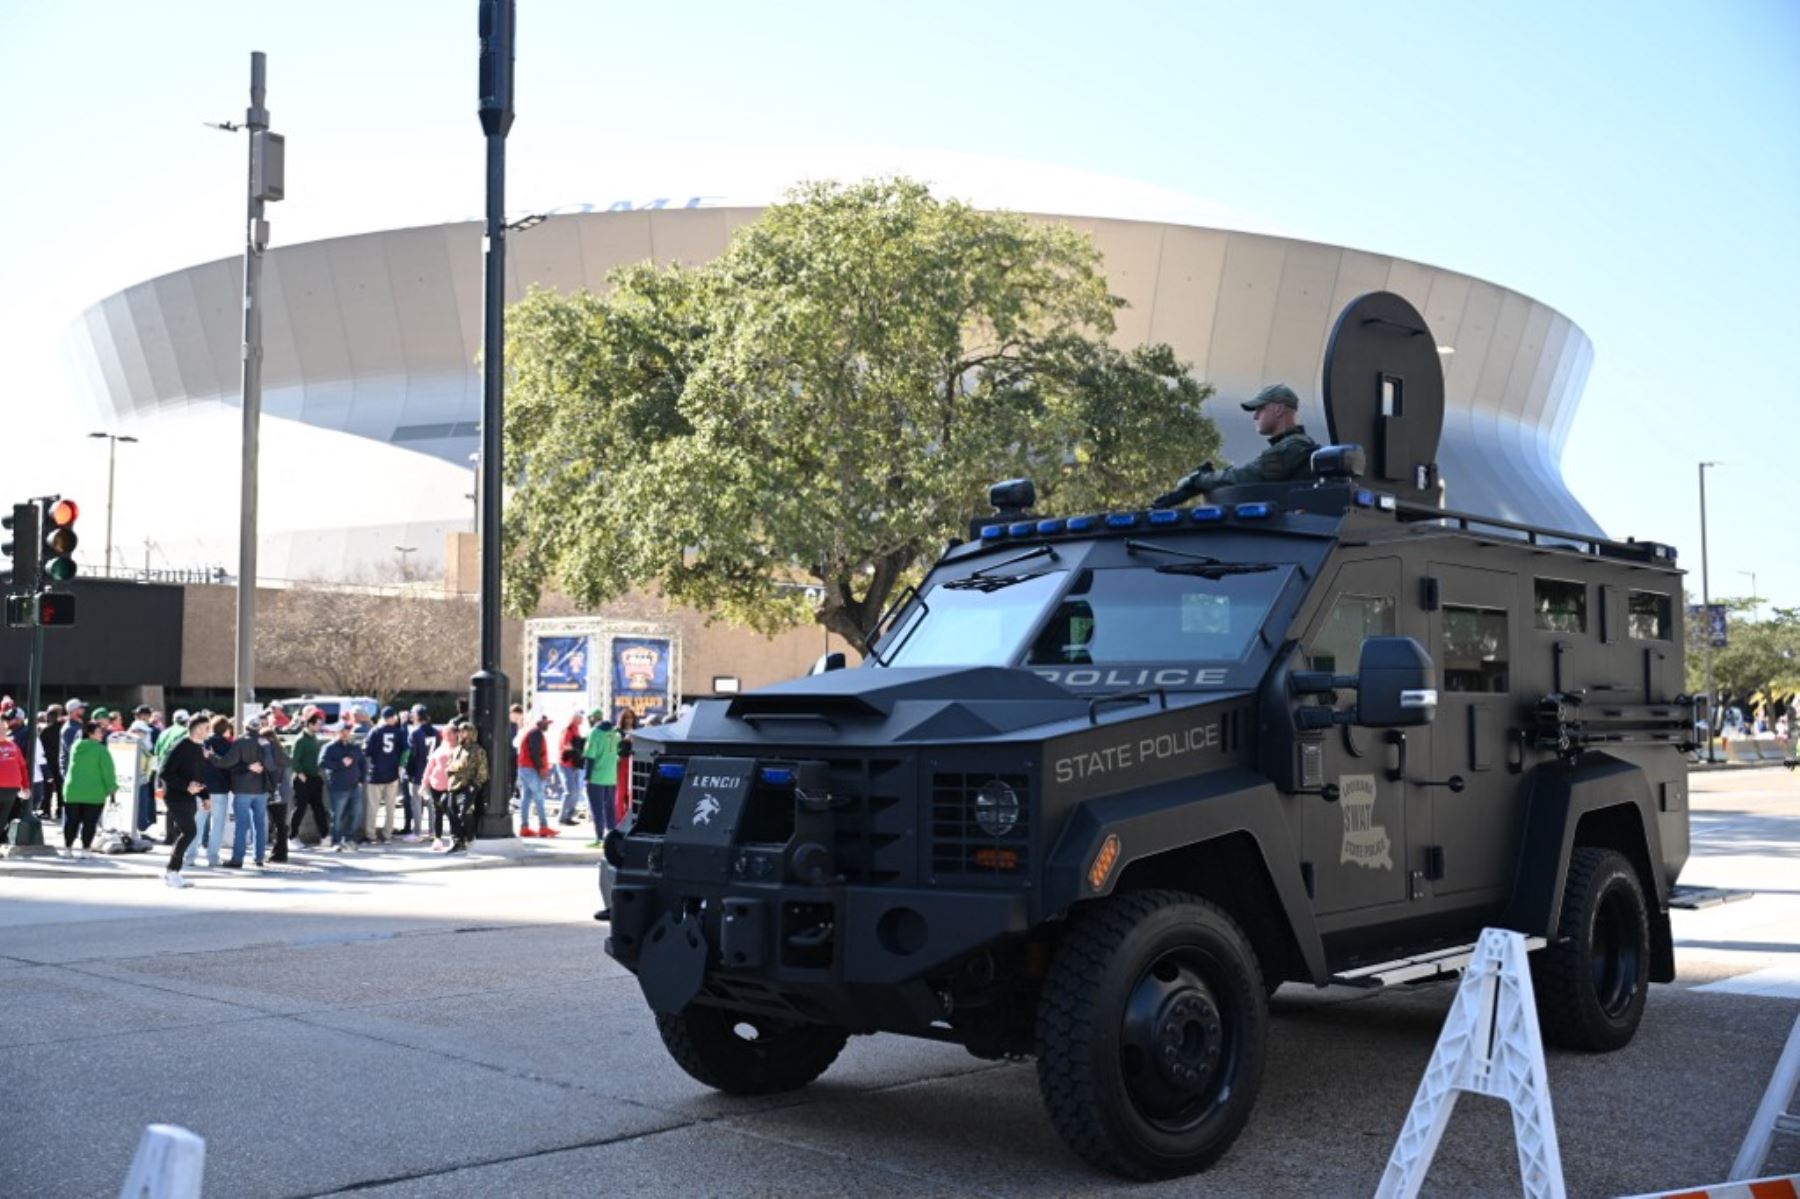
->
xmin=1376 ymin=928 xmax=1565 ymax=1199
xmin=118 ymin=1123 xmax=205 ymax=1198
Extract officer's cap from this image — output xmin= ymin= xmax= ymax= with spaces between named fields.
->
xmin=1241 ymin=383 xmax=1300 ymax=412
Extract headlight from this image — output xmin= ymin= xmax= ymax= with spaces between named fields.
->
xmin=974 ymin=780 xmax=1020 ymax=837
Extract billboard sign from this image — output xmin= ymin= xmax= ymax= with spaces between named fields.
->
xmin=535 ymin=636 xmax=591 ymax=692
xmin=611 ymin=636 xmax=672 ymax=722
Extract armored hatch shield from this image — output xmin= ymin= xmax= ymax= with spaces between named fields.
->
xmin=1323 ymin=291 xmax=1445 ymax=505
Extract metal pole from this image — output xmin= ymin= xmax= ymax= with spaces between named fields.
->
xmin=234 ymin=51 xmax=273 ymax=727
xmin=103 ymin=438 xmax=116 ymax=578
xmin=472 ymin=1 xmax=516 ymax=838
xmin=1699 ymin=462 xmax=1717 ymax=763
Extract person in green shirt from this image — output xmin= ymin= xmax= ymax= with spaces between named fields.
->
xmin=287 ymin=712 xmax=329 ymax=847
xmin=63 ymin=720 xmax=116 ymax=857
xmin=580 ymin=708 xmax=621 ymax=847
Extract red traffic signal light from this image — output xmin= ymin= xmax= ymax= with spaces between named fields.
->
xmin=41 ymin=496 xmax=78 ymax=583
xmin=36 ymin=591 xmax=75 ymax=627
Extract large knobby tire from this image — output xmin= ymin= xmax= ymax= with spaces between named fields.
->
xmin=654 ymin=1006 xmax=848 ymax=1095
xmin=1036 ymin=890 xmax=1267 ymax=1179
xmin=1532 ymin=847 xmax=1650 ymax=1052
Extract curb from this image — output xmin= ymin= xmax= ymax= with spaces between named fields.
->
xmin=0 ymin=844 xmax=600 ymax=881
xmin=1692 ymin=760 xmax=1791 ymax=773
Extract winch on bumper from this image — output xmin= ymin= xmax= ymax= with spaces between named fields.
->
xmin=604 ymin=754 xmax=1030 ymax=1031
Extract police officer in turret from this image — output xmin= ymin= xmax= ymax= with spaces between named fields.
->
xmin=1153 ymin=383 xmax=1320 ymax=507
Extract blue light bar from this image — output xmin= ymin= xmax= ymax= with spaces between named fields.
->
xmin=1234 ymin=502 xmax=1274 ymax=519
xmin=655 ymin=761 xmax=687 ymax=781
xmin=1104 ymin=512 xmax=1138 ymax=529
xmin=1036 ymin=518 xmax=1065 ymax=535
xmin=980 ymin=524 xmax=1006 ymax=540
xmin=1066 ymin=515 xmax=1097 ymax=532
xmin=759 ymin=767 xmax=795 ymax=786
xmin=1147 ymin=509 xmax=1180 ymax=526
xmin=1190 ymin=506 xmax=1226 ymax=523
xmin=1354 ymin=489 xmax=1375 ymax=507
xmin=1008 ymin=521 xmax=1035 ymax=537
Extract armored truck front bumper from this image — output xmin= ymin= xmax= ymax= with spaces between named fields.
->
xmin=604 ymin=752 xmax=1036 ymax=1031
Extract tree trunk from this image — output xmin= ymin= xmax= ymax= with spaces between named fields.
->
xmin=819 ymin=545 xmax=916 ymax=649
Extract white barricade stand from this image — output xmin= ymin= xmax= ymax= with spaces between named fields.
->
xmin=118 ymin=1123 xmax=205 ymax=1198
xmin=1375 ymin=928 xmax=1565 ymax=1199
xmin=1729 ymin=1009 xmax=1800 ymax=1182
xmin=99 ymin=737 xmax=144 ymax=853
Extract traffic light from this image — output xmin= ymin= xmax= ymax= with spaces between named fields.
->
xmin=1 ymin=502 xmax=39 ymax=591
xmin=41 ymin=497 xmax=78 ymax=583
xmin=35 ymin=591 xmax=76 ymax=627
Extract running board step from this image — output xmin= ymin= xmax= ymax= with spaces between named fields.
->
xmin=1329 ymin=937 xmax=1547 ymax=989
xmin=1669 ymin=883 xmax=1754 ymax=910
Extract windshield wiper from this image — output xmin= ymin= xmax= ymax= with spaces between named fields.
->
xmin=943 ymin=572 xmax=1046 ymax=593
xmin=971 ymin=545 xmax=1057 ymax=576
xmin=1125 ymin=538 xmax=1221 ymax=565
xmin=1154 ymin=562 xmax=1279 ymax=578
xmin=942 ymin=545 xmax=1059 ymax=593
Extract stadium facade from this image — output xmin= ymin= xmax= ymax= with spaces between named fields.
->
xmin=71 ymin=186 xmax=1600 ymax=652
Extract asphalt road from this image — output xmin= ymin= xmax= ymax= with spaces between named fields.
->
xmin=1 ymin=769 xmax=1796 ymax=1198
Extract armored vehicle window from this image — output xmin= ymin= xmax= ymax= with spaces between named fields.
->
xmin=1628 ymin=590 xmax=1672 ymax=640
xmin=1534 ymin=578 xmax=1587 ymax=633
xmin=1025 ymin=566 xmax=1288 ymax=666
xmin=1441 ymin=604 xmax=1510 ymax=693
xmin=1309 ymin=594 xmax=1395 ymax=674
xmin=884 ymin=571 xmax=1067 ymax=668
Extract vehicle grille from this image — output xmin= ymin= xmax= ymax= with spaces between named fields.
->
xmin=818 ymin=756 xmax=911 ymax=885
xmin=931 ymin=772 xmax=1030 ymax=883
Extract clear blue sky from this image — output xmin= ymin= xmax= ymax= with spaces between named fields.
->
xmin=2 ymin=1 xmax=1795 ymax=606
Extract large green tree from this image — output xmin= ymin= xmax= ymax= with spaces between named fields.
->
xmin=1685 ymin=595 xmax=1800 ymax=709
xmin=503 ymin=177 xmax=1219 ymax=643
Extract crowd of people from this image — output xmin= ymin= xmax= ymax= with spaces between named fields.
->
xmin=0 ymin=693 xmax=659 ymax=890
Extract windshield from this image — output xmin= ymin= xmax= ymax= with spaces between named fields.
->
xmin=881 ymin=563 xmax=1290 ymax=669
xmin=884 ymin=571 xmax=1068 ymax=667
xmin=1025 ymin=566 xmax=1287 ymax=665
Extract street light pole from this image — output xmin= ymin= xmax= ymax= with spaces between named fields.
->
xmin=472 ymin=1 xmax=516 ymax=839
xmin=1699 ymin=461 xmax=1720 ymax=763
xmin=230 ymin=52 xmax=284 ymax=725
xmin=87 ymin=432 xmax=139 ymax=577
xmin=1739 ymin=570 xmax=1758 ymax=621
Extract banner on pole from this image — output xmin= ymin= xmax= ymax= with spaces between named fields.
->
xmin=1688 ymin=603 xmax=1728 ymax=649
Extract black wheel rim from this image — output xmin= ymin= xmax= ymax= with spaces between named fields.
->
xmin=1590 ymin=885 xmax=1643 ymax=1019
xmin=1117 ymin=946 xmax=1243 ymax=1133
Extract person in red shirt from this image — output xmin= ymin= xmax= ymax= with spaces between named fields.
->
xmin=516 ymin=713 xmax=556 ymax=837
xmin=556 ymin=713 xmax=586 ymax=826
xmin=0 ymin=721 xmax=29 ymax=844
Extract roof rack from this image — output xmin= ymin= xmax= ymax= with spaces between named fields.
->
xmin=1389 ymin=499 xmax=1677 ymax=566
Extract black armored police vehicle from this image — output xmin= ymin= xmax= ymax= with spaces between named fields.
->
xmin=601 ymin=292 xmax=1696 ymax=1179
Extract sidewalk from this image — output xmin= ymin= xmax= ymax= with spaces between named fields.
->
xmin=0 ymin=827 xmax=603 ymax=880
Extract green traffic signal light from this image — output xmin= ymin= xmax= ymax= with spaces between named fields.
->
xmin=43 ymin=557 xmax=77 ymax=582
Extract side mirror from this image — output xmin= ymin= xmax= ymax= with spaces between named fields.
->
xmin=808 ymin=651 xmax=847 ymax=676
xmin=1355 ymin=637 xmax=1437 ymax=727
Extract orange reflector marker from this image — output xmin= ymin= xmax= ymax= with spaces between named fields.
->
xmin=1088 ymin=834 xmax=1121 ymax=891
xmin=972 ymin=847 xmax=1019 ymax=872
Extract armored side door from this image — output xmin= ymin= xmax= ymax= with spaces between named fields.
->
xmin=1426 ymin=562 xmax=1525 ymax=900
xmin=1298 ymin=557 xmax=1412 ymax=914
